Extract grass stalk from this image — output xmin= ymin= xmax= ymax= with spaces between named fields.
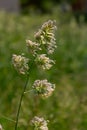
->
xmin=15 ymin=75 xmax=29 ymax=130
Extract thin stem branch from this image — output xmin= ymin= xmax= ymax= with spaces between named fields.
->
xmin=24 ymin=89 xmax=33 ymax=94
xmin=0 ymin=114 xmax=16 ymax=123
xmin=15 ymin=75 xmax=29 ymax=130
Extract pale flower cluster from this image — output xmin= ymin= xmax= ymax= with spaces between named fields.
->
xmin=12 ymin=20 xmax=57 ymax=73
xmin=26 ymin=39 xmax=41 ymax=56
xmin=32 ymin=79 xmax=55 ymax=98
xmin=35 ymin=54 xmax=55 ymax=70
xmin=12 ymin=20 xmax=57 ymax=130
xmin=26 ymin=20 xmax=57 ymax=70
xmin=31 ymin=116 xmax=48 ymax=130
xmin=34 ymin=20 xmax=57 ymax=54
xmin=12 ymin=54 xmax=29 ymax=75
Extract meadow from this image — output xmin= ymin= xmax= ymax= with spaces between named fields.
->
xmin=0 ymin=11 xmax=87 ymax=130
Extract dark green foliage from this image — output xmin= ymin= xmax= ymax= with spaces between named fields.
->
xmin=20 ymin=0 xmax=60 ymax=14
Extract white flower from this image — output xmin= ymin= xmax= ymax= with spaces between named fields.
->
xmin=12 ymin=54 xmax=29 ymax=75
xmin=35 ymin=54 xmax=55 ymax=70
xmin=31 ymin=116 xmax=48 ymax=130
xmin=32 ymin=79 xmax=55 ymax=98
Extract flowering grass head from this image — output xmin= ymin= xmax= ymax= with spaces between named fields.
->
xmin=31 ymin=116 xmax=48 ymax=130
xmin=12 ymin=54 xmax=29 ymax=75
xmin=32 ymin=79 xmax=55 ymax=98
xmin=25 ymin=20 xmax=57 ymax=71
xmin=12 ymin=20 xmax=57 ymax=130
xmin=26 ymin=20 xmax=57 ymax=55
xmin=34 ymin=20 xmax=57 ymax=54
xmin=26 ymin=40 xmax=41 ymax=56
xmin=35 ymin=54 xmax=55 ymax=70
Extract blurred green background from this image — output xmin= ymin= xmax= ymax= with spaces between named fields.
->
xmin=0 ymin=0 xmax=87 ymax=130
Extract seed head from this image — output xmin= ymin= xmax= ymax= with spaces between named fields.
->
xmin=26 ymin=39 xmax=41 ymax=56
xmin=32 ymin=79 xmax=55 ymax=98
xmin=34 ymin=20 xmax=57 ymax=54
xmin=12 ymin=54 xmax=29 ymax=75
xmin=35 ymin=54 xmax=55 ymax=70
xmin=31 ymin=116 xmax=48 ymax=130
xmin=41 ymin=20 xmax=57 ymax=31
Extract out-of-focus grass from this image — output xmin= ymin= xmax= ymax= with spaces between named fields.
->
xmin=0 ymin=11 xmax=87 ymax=130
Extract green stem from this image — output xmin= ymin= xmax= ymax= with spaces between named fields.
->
xmin=15 ymin=75 xmax=29 ymax=130
xmin=0 ymin=114 xmax=16 ymax=123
